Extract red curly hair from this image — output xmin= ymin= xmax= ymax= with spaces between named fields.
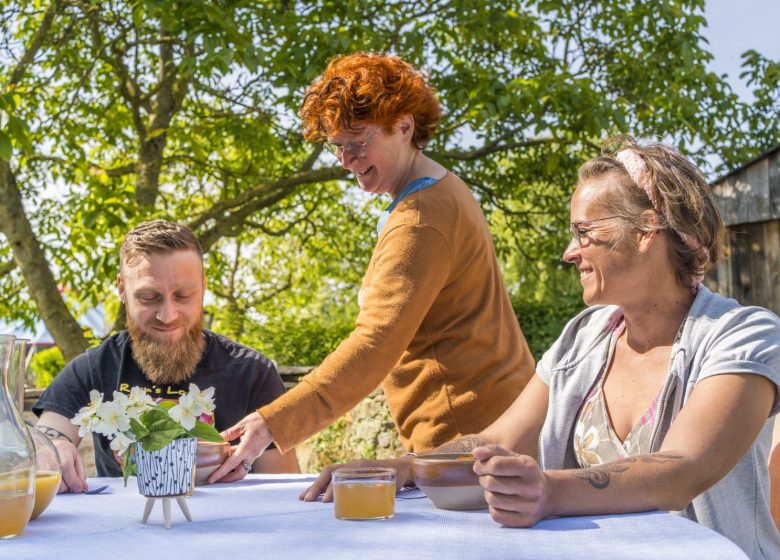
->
xmin=300 ymin=52 xmax=441 ymax=148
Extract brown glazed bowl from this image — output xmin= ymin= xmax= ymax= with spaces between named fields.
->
xmin=410 ymin=452 xmax=487 ymax=510
xmin=195 ymin=441 xmax=231 ymax=485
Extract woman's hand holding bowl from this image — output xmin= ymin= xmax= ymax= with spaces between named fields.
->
xmin=472 ymin=445 xmax=551 ymax=528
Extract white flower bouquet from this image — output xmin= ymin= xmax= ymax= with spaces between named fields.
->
xmin=71 ymin=383 xmax=223 ymax=483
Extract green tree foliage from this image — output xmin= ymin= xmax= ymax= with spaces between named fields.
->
xmin=513 ymin=297 xmax=586 ymax=361
xmin=0 ymin=0 xmax=777 ymax=363
xmin=29 ymin=346 xmax=65 ymax=388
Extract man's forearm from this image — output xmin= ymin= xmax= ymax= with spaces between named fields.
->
xmin=36 ymin=424 xmax=74 ymax=444
xmin=36 ymin=411 xmax=81 ymax=448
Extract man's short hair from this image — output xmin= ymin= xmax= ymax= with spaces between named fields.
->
xmin=120 ymin=219 xmax=203 ymax=269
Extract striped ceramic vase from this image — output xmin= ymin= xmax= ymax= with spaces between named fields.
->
xmin=135 ymin=437 xmax=197 ymax=497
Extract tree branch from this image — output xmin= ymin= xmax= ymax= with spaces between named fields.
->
xmin=300 ymin=144 xmax=324 ymax=172
xmin=8 ymin=0 xmax=61 ymax=86
xmin=0 ymin=161 xmax=88 ymax=360
xmin=134 ymin=27 xmax=190 ymax=207
xmin=0 ymin=259 xmax=16 ymax=278
xmin=434 ymin=137 xmax=552 ymax=161
xmin=245 ymin=201 xmax=319 ymax=237
xmin=188 ymin=165 xmax=350 ymax=232
xmin=195 ymin=181 xmax=301 ymax=252
xmin=28 ymin=155 xmax=136 ymax=177
xmin=77 ymin=3 xmax=148 ymax=133
xmin=0 ymin=0 xmax=89 ymax=360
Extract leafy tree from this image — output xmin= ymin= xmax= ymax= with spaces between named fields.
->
xmin=0 ymin=0 xmax=777 ymax=363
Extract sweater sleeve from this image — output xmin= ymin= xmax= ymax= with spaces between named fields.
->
xmin=259 ymin=223 xmax=451 ymax=452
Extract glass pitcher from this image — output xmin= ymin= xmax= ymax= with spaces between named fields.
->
xmin=10 ymin=338 xmax=63 ymax=519
xmin=8 ymin=338 xmax=30 ymax=413
xmin=0 ymin=334 xmax=35 ymax=538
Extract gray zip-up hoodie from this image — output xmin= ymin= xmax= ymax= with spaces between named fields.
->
xmin=536 ymin=285 xmax=780 ymax=559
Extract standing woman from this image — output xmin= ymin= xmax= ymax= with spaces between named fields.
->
xmin=210 ymin=52 xmax=534 ymax=479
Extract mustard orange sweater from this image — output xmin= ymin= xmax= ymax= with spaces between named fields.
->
xmin=260 ymin=173 xmax=535 ymax=452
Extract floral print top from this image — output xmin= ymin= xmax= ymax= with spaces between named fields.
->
xmin=573 ymin=320 xmax=663 ymax=468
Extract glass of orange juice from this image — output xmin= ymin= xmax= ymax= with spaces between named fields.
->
xmin=28 ymin=428 xmax=61 ymax=520
xmin=333 ymin=467 xmax=395 ymax=520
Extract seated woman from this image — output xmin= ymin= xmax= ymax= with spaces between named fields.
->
xmin=302 ymin=136 xmax=780 ymax=558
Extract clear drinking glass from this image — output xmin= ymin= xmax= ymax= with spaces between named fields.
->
xmin=28 ymin=428 xmax=61 ymax=519
xmin=332 ymin=466 xmax=396 ymax=520
xmin=0 ymin=334 xmax=35 ymax=538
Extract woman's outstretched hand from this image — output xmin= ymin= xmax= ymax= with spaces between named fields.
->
xmin=299 ymin=456 xmax=414 ymax=503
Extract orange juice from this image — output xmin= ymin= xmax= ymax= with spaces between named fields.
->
xmin=0 ymin=494 xmax=34 ymax=538
xmin=334 ymin=481 xmax=395 ymax=520
xmin=0 ymin=470 xmax=34 ymax=538
xmin=31 ymin=471 xmax=61 ymax=520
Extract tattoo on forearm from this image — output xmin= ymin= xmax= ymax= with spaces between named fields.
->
xmin=573 ymin=453 xmax=683 ymax=490
xmin=36 ymin=425 xmax=74 ymax=444
xmin=436 ymin=435 xmax=489 ymax=453
xmin=573 ymin=463 xmax=628 ymax=489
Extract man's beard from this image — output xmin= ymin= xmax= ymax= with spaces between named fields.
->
xmin=127 ymin=317 xmax=206 ymax=385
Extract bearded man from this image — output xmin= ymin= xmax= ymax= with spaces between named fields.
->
xmin=34 ymin=220 xmax=299 ymax=493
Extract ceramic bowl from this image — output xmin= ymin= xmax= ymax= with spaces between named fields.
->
xmin=410 ymin=452 xmax=487 ymax=511
xmin=195 ymin=441 xmax=231 ymax=485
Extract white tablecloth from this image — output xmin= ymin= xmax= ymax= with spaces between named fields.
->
xmin=0 ymin=475 xmax=747 ymax=559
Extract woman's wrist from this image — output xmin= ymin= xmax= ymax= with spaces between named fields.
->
xmin=540 ymin=470 xmax=562 ymax=520
xmin=397 ymin=454 xmax=415 ymax=486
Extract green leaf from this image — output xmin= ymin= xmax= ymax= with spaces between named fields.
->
xmin=189 ymin=421 xmax=223 ymax=442
xmin=129 ymin=417 xmax=150 ymax=440
xmin=122 ymin=448 xmax=135 ymax=486
xmin=139 ymin=429 xmax=187 ymax=451
xmin=545 ymin=152 xmax=561 ymax=174
xmin=136 ymin=408 xmax=186 ymax=450
xmin=146 ymin=128 xmax=167 ymax=140
xmin=0 ymin=131 xmax=12 ymax=161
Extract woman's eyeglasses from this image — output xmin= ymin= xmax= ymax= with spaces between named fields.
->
xmin=325 ymin=128 xmax=381 ymax=159
xmin=569 ymin=216 xmax=620 ymax=247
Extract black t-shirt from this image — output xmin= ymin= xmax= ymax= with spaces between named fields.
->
xmin=34 ymin=330 xmax=285 ymax=477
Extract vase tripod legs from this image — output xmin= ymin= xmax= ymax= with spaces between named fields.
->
xmin=141 ymin=496 xmax=193 ymax=529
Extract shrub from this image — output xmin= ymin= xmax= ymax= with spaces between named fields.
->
xmin=249 ymin=318 xmax=352 ymax=367
xmin=512 ymin=296 xmax=586 ymax=361
xmin=29 ymin=346 xmax=65 ymax=388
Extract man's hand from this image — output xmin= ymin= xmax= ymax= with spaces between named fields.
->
xmin=299 ymin=456 xmax=414 ymax=503
xmin=208 ymin=412 xmax=273 ymax=483
xmin=472 ymin=445 xmax=551 ymax=528
xmin=36 ymin=413 xmax=87 ymax=494
xmin=49 ymin=437 xmax=88 ymax=494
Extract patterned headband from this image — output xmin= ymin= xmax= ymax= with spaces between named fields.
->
xmin=615 ymin=149 xmax=708 ymax=288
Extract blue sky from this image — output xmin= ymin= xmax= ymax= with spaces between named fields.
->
xmin=703 ymin=0 xmax=780 ymax=101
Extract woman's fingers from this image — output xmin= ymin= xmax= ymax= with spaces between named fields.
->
xmin=473 ymin=447 xmax=537 ymax=478
xmin=299 ymin=456 xmax=413 ymax=503
xmin=299 ymin=464 xmax=340 ymax=502
xmin=471 ymin=447 xmax=548 ymax=527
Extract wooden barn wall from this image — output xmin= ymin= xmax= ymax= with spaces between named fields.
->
xmin=707 ymin=219 xmax=780 ymax=315
xmin=711 ymin=148 xmax=780 ymax=226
